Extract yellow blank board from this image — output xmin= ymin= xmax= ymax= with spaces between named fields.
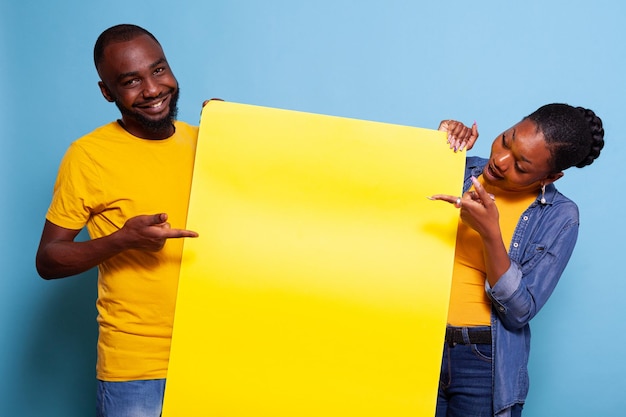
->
xmin=163 ymin=101 xmax=465 ymax=417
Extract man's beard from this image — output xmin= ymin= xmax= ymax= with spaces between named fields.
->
xmin=115 ymin=88 xmax=180 ymax=133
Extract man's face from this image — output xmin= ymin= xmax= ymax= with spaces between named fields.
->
xmin=97 ymin=34 xmax=179 ymax=139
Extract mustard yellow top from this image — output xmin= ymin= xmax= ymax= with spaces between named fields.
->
xmin=46 ymin=121 xmax=198 ymax=381
xmin=447 ymin=176 xmax=537 ymax=326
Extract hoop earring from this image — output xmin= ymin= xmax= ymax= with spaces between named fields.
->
xmin=540 ymin=184 xmax=547 ymax=204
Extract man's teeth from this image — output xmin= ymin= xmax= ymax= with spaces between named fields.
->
xmin=149 ymin=100 xmax=164 ymax=108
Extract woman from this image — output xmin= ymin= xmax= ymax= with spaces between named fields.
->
xmin=431 ymin=103 xmax=605 ymax=417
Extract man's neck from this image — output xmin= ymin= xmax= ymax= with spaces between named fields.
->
xmin=117 ymin=119 xmax=175 ymax=140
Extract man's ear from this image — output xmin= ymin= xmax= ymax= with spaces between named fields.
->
xmin=98 ymin=81 xmax=115 ymax=103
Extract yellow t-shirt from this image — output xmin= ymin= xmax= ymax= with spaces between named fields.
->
xmin=46 ymin=121 xmax=198 ymax=381
xmin=447 ymin=177 xmax=537 ymax=326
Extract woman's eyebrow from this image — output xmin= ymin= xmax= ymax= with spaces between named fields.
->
xmin=512 ymin=129 xmax=532 ymax=164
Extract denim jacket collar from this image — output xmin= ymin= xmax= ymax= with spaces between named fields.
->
xmin=464 ymin=156 xmax=558 ymax=206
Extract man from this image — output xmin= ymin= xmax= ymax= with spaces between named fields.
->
xmin=36 ymin=24 xmax=199 ymax=417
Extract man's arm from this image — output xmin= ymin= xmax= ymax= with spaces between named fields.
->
xmin=36 ymin=213 xmax=198 ymax=279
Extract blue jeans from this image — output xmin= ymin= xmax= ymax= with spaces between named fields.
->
xmin=97 ymin=379 xmax=166 ymax=417
xmin=436 ymin=327 xmax=523 ymax=417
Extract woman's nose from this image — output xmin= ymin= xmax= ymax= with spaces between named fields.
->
xmin=493 ymin=152 xmax=511 ymax=171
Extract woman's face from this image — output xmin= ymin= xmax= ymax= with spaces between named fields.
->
xmin=482 ymin=119 xmax=561 ymax=192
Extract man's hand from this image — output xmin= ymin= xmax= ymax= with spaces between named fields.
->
xmin=119 ymin=213 xmax=199 ymax=252
xmin=36 ymin=213 xmax=198 ymax=279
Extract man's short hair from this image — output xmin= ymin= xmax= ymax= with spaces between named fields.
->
xmin=94 ymin=24 xmax=160 ymax=70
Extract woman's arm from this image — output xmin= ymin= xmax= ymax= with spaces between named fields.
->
xmin=487 ymin=210 xmax=579 ymax=330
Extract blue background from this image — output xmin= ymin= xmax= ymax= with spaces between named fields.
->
xmin=2 ymin=1 xmax=624 ymax=416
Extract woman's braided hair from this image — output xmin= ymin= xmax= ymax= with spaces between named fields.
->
xmin=524 ymin=103 xmax=605 ymax=173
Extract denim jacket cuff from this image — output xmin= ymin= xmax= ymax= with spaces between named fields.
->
xmin=485 ymin=262 xmax=522 ymax=302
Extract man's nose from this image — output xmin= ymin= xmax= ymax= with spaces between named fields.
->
xmin=142 ymin=78 xmax=160 ymax=98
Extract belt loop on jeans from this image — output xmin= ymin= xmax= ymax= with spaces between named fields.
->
xmin=445 ymin=326 xmax=492 ymax=346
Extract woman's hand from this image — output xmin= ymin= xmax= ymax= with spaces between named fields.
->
xmin=458 ymin=177 xmax=499 ymax=237
xmin=429 ymin=177 xmax=499 ymax=238
xmin=438 ymin=120 xmax=479 ymax=152
xmin=430 ymin=177 xmax=512 ymax=286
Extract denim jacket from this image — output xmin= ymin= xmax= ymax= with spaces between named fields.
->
xmin=463 ymin=157 xmax=580 ymax=416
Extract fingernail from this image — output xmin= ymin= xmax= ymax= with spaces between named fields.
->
xmin=426 ymin=196 xmax=435 ymax=200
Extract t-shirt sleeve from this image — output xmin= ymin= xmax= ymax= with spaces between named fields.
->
xmin=46 ymin=142 xmax=104 ymax=230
